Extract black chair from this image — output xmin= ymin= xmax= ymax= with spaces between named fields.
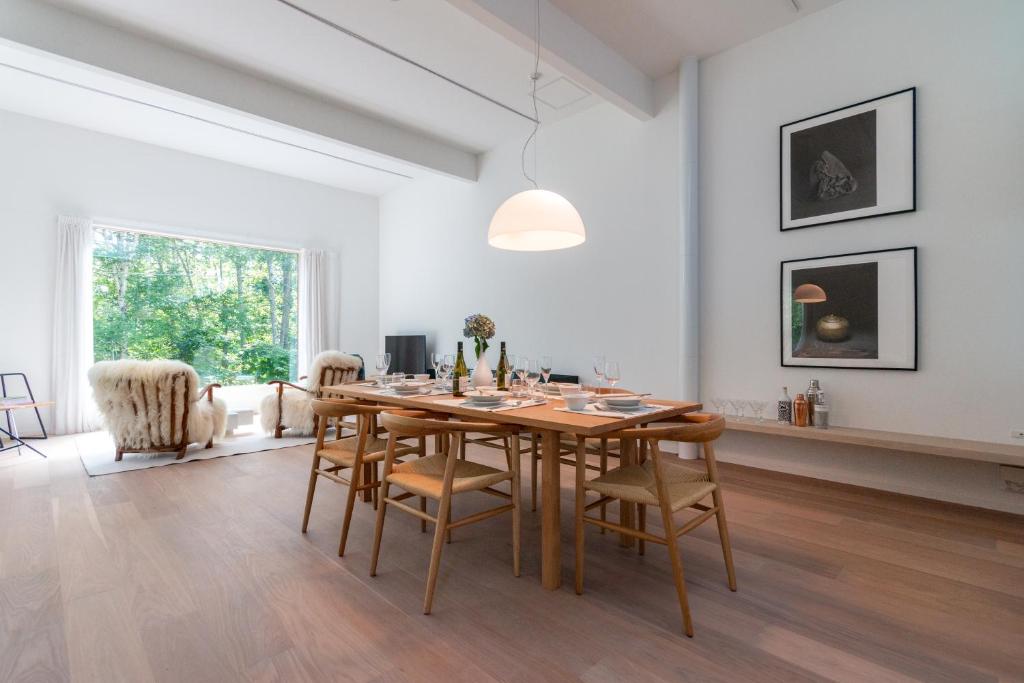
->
xmin=0 ymin=372 xmax=49 ymax=457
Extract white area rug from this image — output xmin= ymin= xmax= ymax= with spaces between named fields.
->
xmin=77 ymin=424 xmax=316 ymax=476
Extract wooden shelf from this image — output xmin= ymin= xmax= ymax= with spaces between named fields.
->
xmin=725 ymin=417 xmax=1024 ymax=467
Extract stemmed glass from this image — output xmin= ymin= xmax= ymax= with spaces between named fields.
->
xmin=748 ymin=399 xmax=768 ymax=423
xmin=430 ymin=352 xmax=443 ymax=382
xmin=440 ymin=354 xmax=455 ymax=391
xmin=731 ymin=399 xmax=746 ymax=418
xmin=540 ymin=356 xmax=552 ymax=384
xmin=515 ymin=356 xmax=529 ymax=384
xmin=711 ymin=397 xmax=726 ymax=415
xmin=375 ymin=352 xmax=391 ymax=381
xmin=604 ymin=361 xmax=620 ymax=390
xmin=592 ymin=355 xmax=605 ymax=390
xmin=525 ymin=360 xmax=542 ymax=398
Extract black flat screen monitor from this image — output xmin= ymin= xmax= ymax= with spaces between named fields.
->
xmin=385 ymin=335 xmax=427 ymax=376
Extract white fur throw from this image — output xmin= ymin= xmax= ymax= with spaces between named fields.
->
xmin=88 ymin=360 xmax=227 ymax=450
xmin=258 ymin=350 xmax=362 ymax=435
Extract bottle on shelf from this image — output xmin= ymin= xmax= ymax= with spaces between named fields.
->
xmin=813 ymin=391 xmax=829 ymax=429
xmin=805 ymin=379 xmax=821 ymax=426
xmin=793 ymin=393 xmax=809 ymax=427
xmin=452 ymin=342 xmax=469 ymax=397
xmin=495 ymin=341 xmax=510 ymax=391
xmin=777 ymin=386 xmax=793 ymax=424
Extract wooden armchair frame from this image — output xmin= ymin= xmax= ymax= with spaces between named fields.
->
xmin=266 ymin=364 xmax=361 ymax=438
xmin=111 ymin=375 xmax=220 ymax=462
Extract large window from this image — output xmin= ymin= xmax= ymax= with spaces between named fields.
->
xmin=92 ymin=226 xmax=298 ymax=385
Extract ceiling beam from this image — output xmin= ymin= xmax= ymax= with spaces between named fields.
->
xmin=0 ymin=0 xmax=477 ymax=181
xmin=448 ymin=0 xmax=655 ymax=121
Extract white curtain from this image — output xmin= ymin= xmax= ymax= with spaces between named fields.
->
xmin=51 ymin=215 xmax=98 ymax=434
xmin=297 ymin=248 xmax=328 ymax=378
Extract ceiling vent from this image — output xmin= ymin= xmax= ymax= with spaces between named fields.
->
xmin=534 ymin=76 xmax=590 ymax=110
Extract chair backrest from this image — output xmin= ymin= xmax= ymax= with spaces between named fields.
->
xmin=88 ymin=359 xmax=199 ymax=449
xmin=614 ymin=413 xmax=725 ymax=444
xmin=307 ymin=351 xmax=364 ymax=394
xmin=380 ymin=411 xmax=515 ymax=439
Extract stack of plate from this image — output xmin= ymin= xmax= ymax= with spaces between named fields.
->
xmin=464 ymin=393 xmax=504 ymax=408
xmin=598 ymin=395 xmax=645 ymax=411
xmin=393 ymin=381 xmax=429 ymax=395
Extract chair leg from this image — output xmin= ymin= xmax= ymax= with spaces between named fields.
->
xmin=712 ymin=487 xmax=737 ymax=591
xmin=423 ymin=489 xmax=453 ymax=614
xmin=511 ymin=434 xmax=521 ymax=577
xmin=338 ymin=465 xmax=360 ymax=557
xmin=176 ymin=447 xmax=187 ymax=460
xmin=638 ymin=504 xmax=646 ymax=556
xmin=503 ymin=436 xmax=512 ymax=470
xmin=115 ymin=448 xmax=124 ymax=462
xmin=599 ymin=439 xmax=608 ymax=534
xmin=445 ymin=504 xmax=452 ymax=544
xmin=420 ymin=496 xmax=427 ymax=533
xmin=369 ymin=479 xmax=390 ymax=577
xmin=301 ymin=455 xmax=320 ymax=533
xmin=205 ymin=438 xmax=213 ymax=449
xmin=574 ymin=438 xmax=587 ymax=595
xmin=530 ymin=438 xmax=538 ymax=512
xmin=459 ymin=435 xmax=466 ymax=460
xmin=659 ymin=502 xmax=694 ymax=637
xmin=274 ymin=425 xmax=283 ymax=439
xmin=370 ymin=464 xmax=379 ymax=510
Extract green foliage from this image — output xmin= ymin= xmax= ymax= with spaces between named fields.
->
xmin=92 ymin=229 xmax=298 ymax=385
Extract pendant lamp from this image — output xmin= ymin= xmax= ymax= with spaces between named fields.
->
xmin=488 ymin=0 xmax=586 ymax=251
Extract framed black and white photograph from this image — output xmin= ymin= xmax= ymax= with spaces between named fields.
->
xmin=780 ymin=88 xmax=915 ymax=231
xmin=781 ymin=247 xmax=917 ymax=370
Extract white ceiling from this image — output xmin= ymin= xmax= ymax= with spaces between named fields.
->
xmin=550 ymin=0 xmax=844 ymax=78
xmin=42 ymin=0 xmax=596 ymax=154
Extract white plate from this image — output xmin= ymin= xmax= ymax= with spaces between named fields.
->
xmin=602 ymin=396 xmax=642 ymax=407
xmin=598 ymin=401 xmax=645 ymax=412
xmin=465 ymin=396 xmax=504 ymax=405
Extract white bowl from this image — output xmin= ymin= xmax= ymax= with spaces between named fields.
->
xmin=563 ymin=393 xmax=590 ymax=411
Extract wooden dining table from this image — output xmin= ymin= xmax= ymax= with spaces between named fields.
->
xmin=323 ymin=382 xmax=701 ymax=590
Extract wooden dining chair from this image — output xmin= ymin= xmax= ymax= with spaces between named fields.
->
xmin=574 ymin=413 xmax=736 ymax=636
xmin=304 ymin=399 xmax=422 ymax=556
xmin=370 ymin=411 xmax=522 ymax=614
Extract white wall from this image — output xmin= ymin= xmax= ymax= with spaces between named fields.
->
xmin=379 ymin=75 xmax=681 ymax=398
xmin=700 ymin=0 xmax=1024 ymax=512
xmin=0 ymin=109 xmax=379 ymax=429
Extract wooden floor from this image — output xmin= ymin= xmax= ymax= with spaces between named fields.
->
xmin=1 ymin=436 xmax=1022 ymax=683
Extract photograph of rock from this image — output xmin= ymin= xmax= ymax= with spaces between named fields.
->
xmin=780 ymin=88 xmax=915 ymax=231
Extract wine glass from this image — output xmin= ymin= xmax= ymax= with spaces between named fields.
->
xmin=592 ymin=355 xmax=606 ymax=389
xmin=604 ymin=361 xmax=620 ymax=390
xmin=375 ymin=352 xmax=391 ymax=379
xmin=731 ymin=399 xmax=746 ymax=418
xmin=748 ymin=399 xmax=769 ymax=423
xmin=540 ymin=356 xmax=552 ymax=384
xmin=515 ymin=356 xmax=529 ymax=384
xmin=711 ymin=397 xmax=726 ymax=415
xmin=440 ymin=354 xmax=455 ymax=391
xmin=430 ymin=352 xmax=443 ymax=381
xmin=525 ymin=360 xmax=542 ymax=398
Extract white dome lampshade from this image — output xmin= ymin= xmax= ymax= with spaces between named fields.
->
xmin=488 ymin=189 xmax=586 ymax=251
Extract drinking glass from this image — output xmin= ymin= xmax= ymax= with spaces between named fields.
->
xmin=711 ymin=397 xmax=726 ymax=415
xmin=430 ymin=352 xmax=443 ymax=381
xmin=375 ymin=352 xmax=391 ymax=378
xmin=731 ymin=399 xmax=746 ymax=418
xmin=540 ymin=356 xmax=552 ymax=384
xmin=515 ymin=356 xmax=529 ymax=383
xmin=440 ymin=354 xmax=455 ymax=391
xmin=592 ymin=355 xmax=605 ymax=388
xmin=525 ymin=360 xmax=542 ymax=397
xmin=604 ymin=361 xmax=620 ymax=390
xmin=392 ymin=372 xmax=405 ymax=387
xmin=510 ymin=378 xmax=527 ymax=398
xmin=748 ymin=399 xmax=769 ymax=422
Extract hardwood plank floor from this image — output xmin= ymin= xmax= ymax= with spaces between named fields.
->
xmin=0 ymin=437 xmax=1021 ymax=682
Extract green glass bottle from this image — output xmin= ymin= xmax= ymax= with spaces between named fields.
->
xmin=495 ymin=341 xmax=510 ymax=391
xmin=453 ymin=341 xmax=469 ymax=397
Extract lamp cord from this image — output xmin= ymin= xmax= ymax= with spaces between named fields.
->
xmin=520 ymin=0 xmax=540 ymax=189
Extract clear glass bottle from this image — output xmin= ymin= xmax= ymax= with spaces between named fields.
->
xmin=777 ymin=386 xmax=793 ymax=424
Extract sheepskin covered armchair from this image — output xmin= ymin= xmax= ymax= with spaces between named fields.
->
xmin=260 ymin=351 xmax=364 ymax=437
xmin=88 ymin=359 xmax=228 ymax=461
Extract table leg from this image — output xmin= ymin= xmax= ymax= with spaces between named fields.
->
xmin=540 ymin=429 xmax=561 ymax=590
xmin=618 ymin=437 xmax=636 ymax=548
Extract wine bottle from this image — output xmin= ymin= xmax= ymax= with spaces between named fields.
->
xmin=495 ymin=341 xmax=509 ymax=391
xmin=453 ymin=342 xmax=469 ymax=397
